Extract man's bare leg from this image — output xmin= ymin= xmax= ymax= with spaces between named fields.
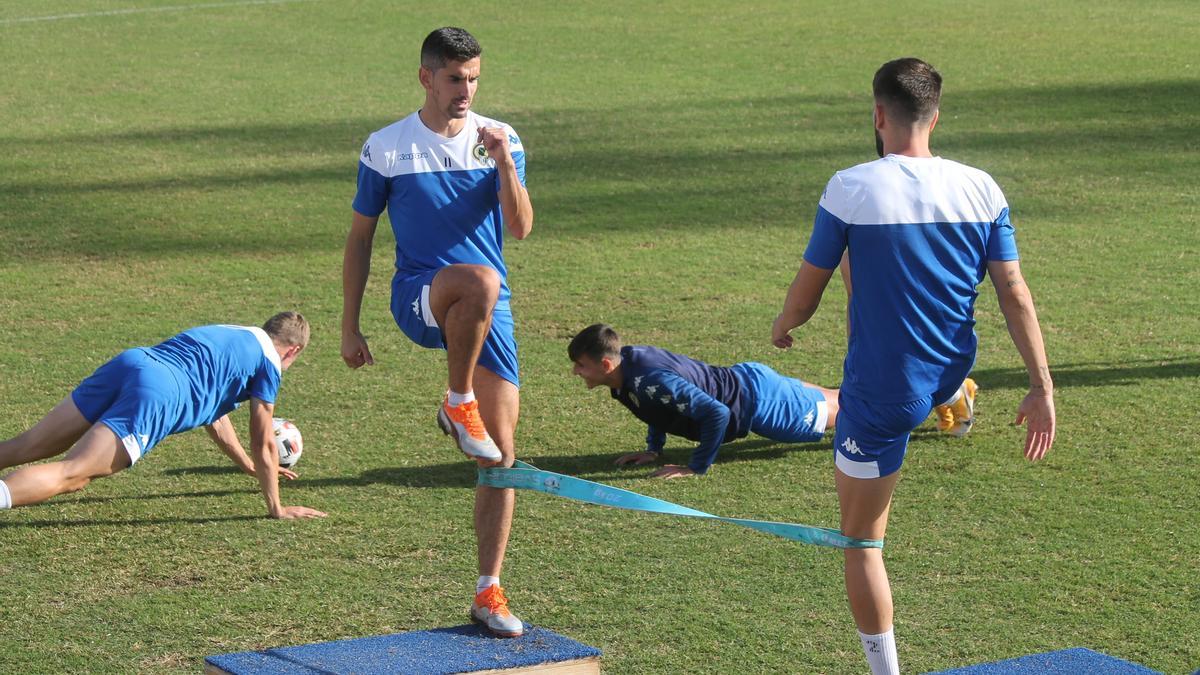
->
xmin=0 ymin=397 xmax=92 ymax=471
xmin=472 ymin=365 xmax=517 ymax=576
xmin=467 ymin=364 xmax=522 ymax=636
xmin=429 ymin=264 xmax=500 ymax=395
xmin=837 ymin=467 xmax=902 ymax=674
xmin=2 ymin=423 xmax=130 ymax=507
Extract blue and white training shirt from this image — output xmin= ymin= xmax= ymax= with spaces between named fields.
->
xmin=146 ymin=325 xmax=282 ymax=434
xmin=803 ymin=155 xmax=1020 ymax=403
xmin=352 ymin=110 xmax=527 ymax=310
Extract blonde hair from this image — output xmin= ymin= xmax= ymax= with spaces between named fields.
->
xmin=262 ymin=311 xmax=310 ymax=349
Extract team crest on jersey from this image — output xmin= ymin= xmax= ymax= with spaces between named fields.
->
xmin=472 ymin=142 xmax=492 ymax=165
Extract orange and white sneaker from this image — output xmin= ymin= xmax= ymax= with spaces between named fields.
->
xmin=933 ymin=378 xmax=979 ymax=437
xmin=437 ymin=397 xmax=502 ymax=461
xmin=470 ymin=584 xmax=525 ymax=637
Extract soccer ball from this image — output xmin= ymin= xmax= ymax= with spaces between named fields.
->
xmin=272 ymin=418 xmax=303 ymax=469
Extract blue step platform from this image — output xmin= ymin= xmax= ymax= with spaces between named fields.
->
xmin=205 ymin=624 xmax=602 ymax=675
xmin=927 ymin=647 xmax=1162 ymax=674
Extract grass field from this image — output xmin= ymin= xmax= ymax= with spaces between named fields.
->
xmin=1 ymin=1 xmax=1198 ymax=672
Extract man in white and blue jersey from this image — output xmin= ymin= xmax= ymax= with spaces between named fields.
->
xmin=340 ymin=27 xmax=533 ymax=637
xmin=569 ymin=324 xmax=839 ymax=478
xmin=772 ymin=59 xmax=1056 ymax=674
xmin=0 ymin=312 xmax=325 ymax=520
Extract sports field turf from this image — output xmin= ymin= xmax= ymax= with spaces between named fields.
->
xmin=1 ymin=1 xmax=1197 ymax=672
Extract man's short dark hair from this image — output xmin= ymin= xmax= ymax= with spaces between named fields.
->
xmin=568 ymin=324 xmax=622 ymax=363
xmin=873 ymin=58 xmax=942 ymax=126
xmin=421 ymin=27 xmax=482 ymax=71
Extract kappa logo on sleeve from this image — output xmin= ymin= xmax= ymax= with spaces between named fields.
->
xmin=841 ymin=437 xmax=864 ymax=455
xmin=361 ymin=144 xmax=372 ymax=162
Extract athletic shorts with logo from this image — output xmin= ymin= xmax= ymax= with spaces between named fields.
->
xmin=833 ymin=381 xmax=961 ymax=479
xmin=70 ymin=348 xmax=182 ymax=464
xmin=731 ymin=362 xmax=829 ymax=442
xmin=390 ymin=268 xmax=520 ymax=387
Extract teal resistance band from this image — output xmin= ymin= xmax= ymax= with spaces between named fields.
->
xmin=478 ymin=460 xmax=883 ymax=550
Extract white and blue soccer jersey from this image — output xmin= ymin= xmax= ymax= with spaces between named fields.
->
xmin=804 ymin=155 xmax=1019 ymax=403
xmin=352 ymin=110 xmax=527 ymax=310
xmin=72 ymin=325 xmax=282 ymax=463
xmin=145 ymin=325 xmax=282 ymax=433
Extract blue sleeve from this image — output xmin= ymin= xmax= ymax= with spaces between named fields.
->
xmin=649 ymin=371 xmax=730 ymax=475
xmin=802 ymin=205 xmax=848 ymax=270
xmin=510 ymin=128 xmax=527 ymax=188
xmin=513 ymin=148 xmax=526 ymax=187
xmin=986 ymin=207 xmax=1019 ymax=261
xmin=646 ymin=425 xmax=666 ymax=453
xmin=247 ymin=362 xmax=280 ymax=405
xmin=352 ymin=141 xmax=389 ymax=217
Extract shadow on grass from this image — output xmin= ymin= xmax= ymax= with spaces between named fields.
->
xmin=0 ymin=514 xmax=261 ymax=528
xmin=55 ymin=487 xmax=255 ymax=504
xmin=971 ymin=356 xmax=1199 ymax=391
xmin=1 ymin=80 xmax=1196 ymax=261
xmin=293 ymin=436 xmax=841 ymax=490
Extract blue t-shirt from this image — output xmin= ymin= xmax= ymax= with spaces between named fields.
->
xmin=352 ymin=110 xmax=527 ymax=311
xmin=611 ymin=346 xmax=750 ymax=474
xmin=146 ymin=325 xmax=282 ymax=434
xmin=803 ymin=155 xmax=1019 ymax=403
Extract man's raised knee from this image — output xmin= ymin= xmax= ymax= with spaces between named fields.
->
xmin=433 ymin=264 xmax=502 ymax=319
xmin=461 ymin=265 xmax=501 ymax=302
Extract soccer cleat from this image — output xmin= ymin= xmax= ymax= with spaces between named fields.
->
xmin=437 ymin=398 xmax=502 ymax=461
xmin=470 ymin=584 xmax=525 ymax=637
xmin=933 ymin=378 xmax=979 ymax=437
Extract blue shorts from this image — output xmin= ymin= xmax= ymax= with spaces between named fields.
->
xmin=833 ymin=382 xmax=960 ymax=479
xmin=731 ymin=362 xmax=828 ymax=443
xmin=390 ymin=269 xmax=520 ymax=387
xmin=70 ymin=349 xmax=181 ymax=464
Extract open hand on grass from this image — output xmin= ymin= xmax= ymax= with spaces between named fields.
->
xmin=615 ymin=451 xmax=660 ymax=466
xmin=650 ymin=465 xmax=696 ymax=479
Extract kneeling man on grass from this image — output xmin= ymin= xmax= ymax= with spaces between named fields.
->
xmin=0 ymin=312 xmax=325 ymax=519
xmin=569 ymin=323 xmax=839 ymax=478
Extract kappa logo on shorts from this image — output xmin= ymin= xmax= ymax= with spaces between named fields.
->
xmin=841 ymin=437 xmax=864 ymax=455
xmin=633 ymin=376 xmax=643 ymax=389
xmin=645 ymin=385 xmax=658 ymax=396
xmin=411 ymin=299 xmax=420 ymax=316
xmin=804 ymin=410 xmax=815 ymax=427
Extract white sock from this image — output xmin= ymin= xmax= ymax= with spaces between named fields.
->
xmin=859 ymin=627 xmax=900 ymax=675
xmin=0 ymin=479 xmax=11 ymax=509
xmin=476 ymin=575 xmax=499 ymax=594
xmin=448 ymin=390 xmax=476 ymax=407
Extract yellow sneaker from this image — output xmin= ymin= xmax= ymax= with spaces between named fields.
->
xmin=470 ymin=584 xmax=525 ymax=637
xmin=933 ymin=378 xmax=978 ymax=437
xmin=437 ymin=398 xmax=501 ymax=461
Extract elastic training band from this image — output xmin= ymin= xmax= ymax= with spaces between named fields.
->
xmin=478 ymin=461 xmax=882 ymax=549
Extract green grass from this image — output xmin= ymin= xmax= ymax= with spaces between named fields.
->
xmin=1 ymin=0 xmax=1198 ymax=672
